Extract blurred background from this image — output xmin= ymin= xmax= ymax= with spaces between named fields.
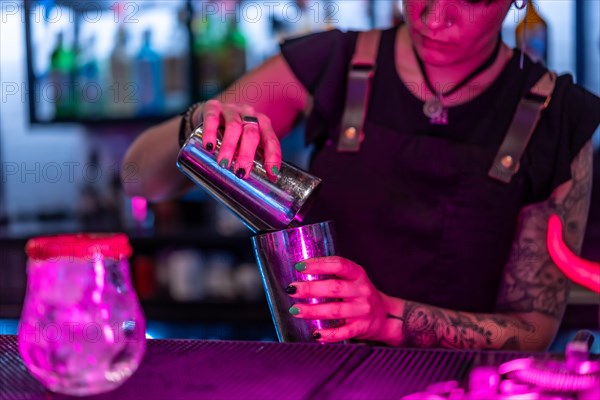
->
xmin=0 ymin=0 xmax=599 ymax=347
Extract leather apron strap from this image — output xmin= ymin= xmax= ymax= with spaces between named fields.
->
xmin=337 ymin=30 xmax=382 ymax=152
xmin=488 ymin=72 xmax=557 ymax=183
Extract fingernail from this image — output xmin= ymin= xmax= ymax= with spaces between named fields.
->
xmin=206 ymin=142 xmax=214 ymax=152
xmin=284 ymin=285 xmax=297 ymax=294
xmin=289 ymin=306 xmax=300 ymax=315
xmin=313 ymin=332 xmax=321 ymax=340
xmin=235 ymin=168 xmax=246 ymax=179
xmin=271 ymin=165 xmax=279 ymax=176
xmin=219 ymin=158 xmax=229 ymax=168
xmin=294 ymin=262 xmax=306 ymax=272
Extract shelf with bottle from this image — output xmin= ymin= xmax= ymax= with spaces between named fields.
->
xmin=26 ymin=0 xmax=192 ymax=124
xmin=130 ymin=246 xmax=267 ymax=313
xmin=190 ymin=1 xmax=248 ymax=100
xmin=0 ymin=226 xmax=267 ymax=323
xmin=26 ymin=0 xmax=400 ymax=124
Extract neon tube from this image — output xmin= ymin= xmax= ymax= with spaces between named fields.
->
xmin=547 ymin=214 xmax=600 ymax=293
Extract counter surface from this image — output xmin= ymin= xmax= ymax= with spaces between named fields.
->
xmin=0 ymin=335 xmax=558 ymax=400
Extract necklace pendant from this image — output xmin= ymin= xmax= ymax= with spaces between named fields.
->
xmin=424 ymin=97 xmax=443 ymax=118
xmin=430 ymin=108 xmax=448 ymax=125
xmin=423 ymin=97 xmax=448 ymax=125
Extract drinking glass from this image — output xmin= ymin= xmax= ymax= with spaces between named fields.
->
xmin=18 ymin=233 xmax=146 ymax=396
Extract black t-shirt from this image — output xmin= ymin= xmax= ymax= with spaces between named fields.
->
xmin=281 ymin=26 xmax=599 ymax=202
xmin=280 ymin=26 xmax=600 ymax=311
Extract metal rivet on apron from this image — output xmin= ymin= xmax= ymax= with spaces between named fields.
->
xmin=500 ymin=155 xmax=514 ymax=169
xmin=344 ymin=127 xmax=357 ymax=139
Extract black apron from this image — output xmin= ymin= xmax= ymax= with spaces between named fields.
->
xmin=302 ymin=30 xmax=545 ymax=313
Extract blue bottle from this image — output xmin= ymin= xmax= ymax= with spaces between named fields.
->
xmin=136 ymin=29 xmax=164 ymax=116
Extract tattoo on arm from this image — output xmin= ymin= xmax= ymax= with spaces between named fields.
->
xmin=495 ymin=141 xmax=593 ymax=319
xmin=387 ymin=302 xmax=535 ymax=350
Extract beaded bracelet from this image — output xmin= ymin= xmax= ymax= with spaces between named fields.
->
xmin=178 ymin=102 xmax=204 ymax=148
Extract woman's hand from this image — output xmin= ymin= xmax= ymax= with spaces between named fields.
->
xmin=287 ymin=256 xmax=396 ymax=344
xmin=196 ymin=99 xmax=283 ymax=180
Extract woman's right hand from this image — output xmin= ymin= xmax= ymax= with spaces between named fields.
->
xmin=197 ymin=99 xmax=283 ymax=180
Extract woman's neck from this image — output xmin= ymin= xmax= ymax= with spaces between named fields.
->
xmin=423 ymin=38 xmax=500 ymax=88
xmin=396 ymin=25 xmax=513 ymax=106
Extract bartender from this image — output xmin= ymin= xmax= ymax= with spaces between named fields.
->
xmin=123 ymin=0 xmax=600 ymax=350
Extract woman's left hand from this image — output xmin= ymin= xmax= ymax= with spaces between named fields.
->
xmin=287 ymin=256 xmax=394 ymax=344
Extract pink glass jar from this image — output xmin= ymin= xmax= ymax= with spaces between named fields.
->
xmin=18 ymin=233 xmax=146 ymax=396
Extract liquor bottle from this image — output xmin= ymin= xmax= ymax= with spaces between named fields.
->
xmin=220 ymin=17 xmax=246 ymax=88
xmin=163 ymin=6 xmax=191 ymax=113
xmin=108 ymin=26 xmax=136 ymax=117
xmin=136 ymin=29 xmax=164 ymax=116
xmin=50 ymin=31 xmax=76 ymax=119
xmin=132 ymin=255 xmax=158 ymax=300
xmin=192 ymin=9 xmax=225 ymax=100
xmin=515 ymin=0 xmax=548 ymax=65
xmin=75 ymin=35 xmax=100 ymax=118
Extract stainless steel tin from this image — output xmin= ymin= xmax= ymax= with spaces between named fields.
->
xmin=177 ymin=125 xmax=322 ymax=233
xmin=252 ymin=221 xmax=345 ymax=343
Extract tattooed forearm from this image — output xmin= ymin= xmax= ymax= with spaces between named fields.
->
xmin=495 ymin=141 xmax=593 ymax=319
xmin=495 ymin=223 xmax=570 ymax=319
xmin=387 ymin=301 xmax=535 ymax=350
xmin=559 ymin=140 xmax=594 ymax=251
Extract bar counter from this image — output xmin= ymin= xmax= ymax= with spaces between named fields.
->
xmin=0 ymin=334 xmax=571 ymax=400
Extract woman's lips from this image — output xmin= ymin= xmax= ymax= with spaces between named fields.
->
xmin=413 ymin=30 xmax=453 ymax=50
xmin=420 ymin=35 xmax=450 ymax=50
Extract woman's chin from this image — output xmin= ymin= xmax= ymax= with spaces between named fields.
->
xmin=418 ymin=50 xmax=462 ymax=68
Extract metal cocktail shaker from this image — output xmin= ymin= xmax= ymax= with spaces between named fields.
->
xmin=252 ymin=221 xmax=345 ymax=343
xmin=176 ymin=125 xmax=322 ymax=233
xmin=177 ymin=125 xmax=343 ymax=343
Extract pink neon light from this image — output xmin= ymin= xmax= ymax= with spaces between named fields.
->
xmin=498 ymin=379 xmax=531 ymax=395
xmin=426 ymin=380 xmax=458 ymax=394
xmin=498 ymin=358 xmax=533 ymax=375
xmin=131 ymin=196 xmax=148 ymax=223
xmin=547 ymin=214 xmax=600 ymax=293
xmin=577 ymin=361 xmax=598 ymax=375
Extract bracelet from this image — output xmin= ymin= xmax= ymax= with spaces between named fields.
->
xmin=178 ymin=102 xmax=204 ymax=148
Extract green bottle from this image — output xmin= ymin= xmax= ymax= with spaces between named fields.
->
xmin=193 ymin=12 xmax=225 ymax=99
xmin=50 ymin=32 xmax=76 ymax=119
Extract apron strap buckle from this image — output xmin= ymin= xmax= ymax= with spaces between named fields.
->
xmin=337 ymin=30 xmax=381 ymax=153
xmin=488 ymin=72 xmax=556 ymax=184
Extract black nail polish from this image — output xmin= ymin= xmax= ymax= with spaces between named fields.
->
xmin=313 ymin=332 xmax=321 ymax=340
xmin=206 ymin=142 xmax=214 ymax=152
xmin=284 ymin=285 xmax=297 ymax=294
xmin=235 ymin=168 xmax=246 ymax=179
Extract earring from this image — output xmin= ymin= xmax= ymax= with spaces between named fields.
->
xmin=514 ymin=0 xmax=527 ymax=10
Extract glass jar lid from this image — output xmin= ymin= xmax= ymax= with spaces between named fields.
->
xmin=26 ymin=233 xmax=132 ymax=261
